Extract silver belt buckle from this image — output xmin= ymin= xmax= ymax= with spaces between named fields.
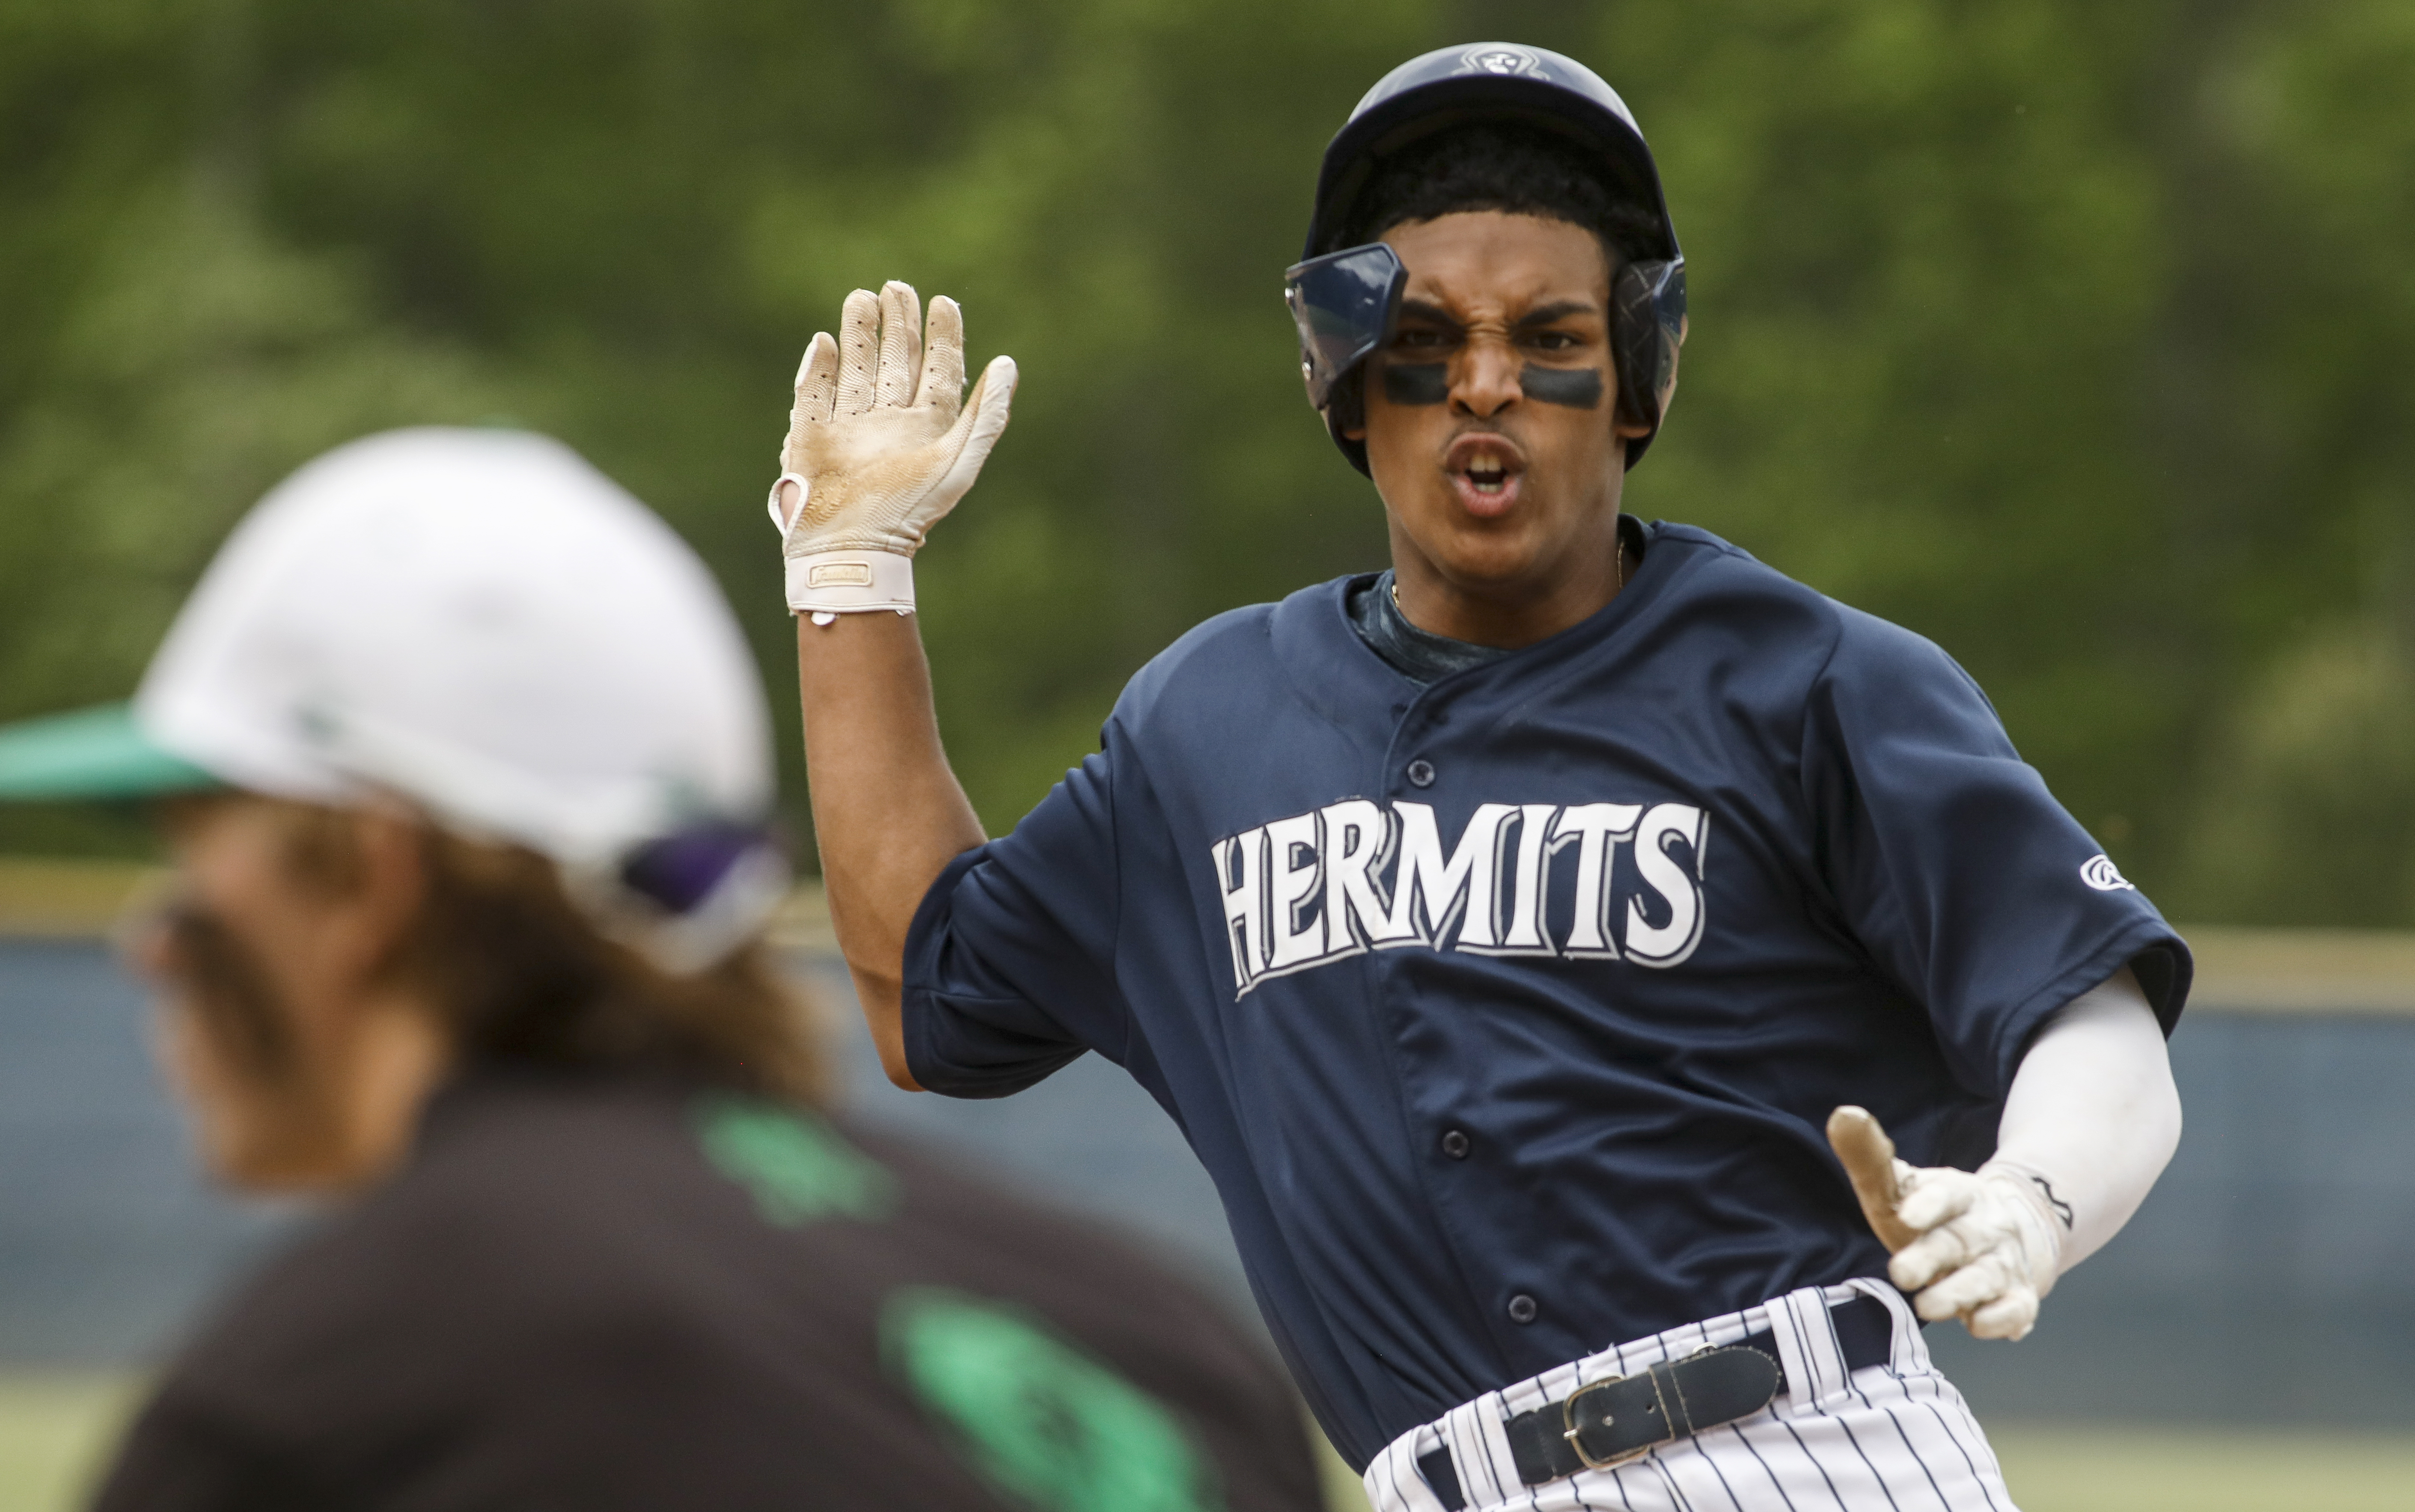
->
xmin=1559 ymin=1375 xmax=1658 ymax=1472
xmin=1560 ymin=1346 xmax=1718 ymax=1473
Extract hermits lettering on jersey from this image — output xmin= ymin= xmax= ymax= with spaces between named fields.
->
xmin=1210 ymin=799 xmax=1710 ymax=996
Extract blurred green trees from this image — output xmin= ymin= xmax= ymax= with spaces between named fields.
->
xmin=1 ymin=0 xmax=2409 ymax=923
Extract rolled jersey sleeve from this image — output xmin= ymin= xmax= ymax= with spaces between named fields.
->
xmin=1802 ymin=611 xmax=2191 ymax=1096
xmin=902 ymin=748 xmax=1129 ymax=1098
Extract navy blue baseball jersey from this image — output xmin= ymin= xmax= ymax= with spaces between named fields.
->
xmin=901 ymin=520 xmax=2190 ymax=1470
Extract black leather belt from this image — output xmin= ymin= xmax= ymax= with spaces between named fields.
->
xmin=1416 ymin=1295 xmax=1896 ymax=1510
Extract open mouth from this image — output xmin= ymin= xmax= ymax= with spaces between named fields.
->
xmin=1444 ymin=434 xmax=1527 ymax=517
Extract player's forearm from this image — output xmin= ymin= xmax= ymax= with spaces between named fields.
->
xmin=797 ymin=612 xmax=985 ymax=1090
xmin=767 ymin=282 xmax=1014 ymax=1087
xmin=1988 ymin=965 xmax=2182 ymax=1271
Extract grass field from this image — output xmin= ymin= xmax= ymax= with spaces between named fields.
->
xmin=0 ymin=1376 xmax=140 ymax=1512
xmin=1986 ymin=1425 xmax=2415 ymax=1512
xmin=4 ymin=1374 xmax=2410 ymax=1511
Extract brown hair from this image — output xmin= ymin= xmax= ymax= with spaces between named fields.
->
xmin=278 ymin=804 xmax=826 ymax=1102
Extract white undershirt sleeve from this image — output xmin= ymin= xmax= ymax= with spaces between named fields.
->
xmin=1984 ymin=964 xmax=2183 ymax=1273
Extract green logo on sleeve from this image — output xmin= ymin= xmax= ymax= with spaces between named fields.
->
xmin=883 ymin=1288 xmax=1224 ymax=1512
xmin=692 ymin=1094 xmax=895 ymax=1226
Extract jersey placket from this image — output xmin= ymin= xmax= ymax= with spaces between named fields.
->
xmin=1374 ymin=677 xmax=1566 ymax=1364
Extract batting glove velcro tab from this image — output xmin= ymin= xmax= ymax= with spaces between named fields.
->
xmin=769 ymin=280 xmax=1017 ymax=620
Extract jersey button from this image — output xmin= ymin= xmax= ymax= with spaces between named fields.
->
xmin=1406 ymin=759 xmax=1437 ymax=788
xmin=1507 ymin=1294 xmax=1539 ymax=1325
xmin=1441 ymin=1129 xmax=1471 ymax=1159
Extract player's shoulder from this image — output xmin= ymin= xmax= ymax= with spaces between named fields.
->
xmin=1645 ymin=521 xmax=1838 ymax=624
xmin=164 ymin=1074 xmax=731 ymax=1382
xmin=1106 ymin=580 xmax=1350 ymax=731
xmin=1826 ymin=598 xmax=1980 ymax=689
xmin=1127 ymin=597 xmax=1282 ymax=689
xmin=1646 ymin=521 xmax=1970 ymax=685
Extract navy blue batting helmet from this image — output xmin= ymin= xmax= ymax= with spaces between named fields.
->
xmin=1282 ymin=42 xmax=1688 ymax=473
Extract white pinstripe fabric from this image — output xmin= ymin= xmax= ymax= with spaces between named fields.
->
xmin=1361 ymin=1279 xmax=2020 ymax=1512
xmin=1366 ymin=1427 xmax=1454 ymax=1512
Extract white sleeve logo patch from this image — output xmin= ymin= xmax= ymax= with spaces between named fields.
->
xmin=2080 ymin=854 xmax=2134 ymax=892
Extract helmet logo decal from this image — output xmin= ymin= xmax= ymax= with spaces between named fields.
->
xmin=1457 ymin=45 xmax=1549 ymax=79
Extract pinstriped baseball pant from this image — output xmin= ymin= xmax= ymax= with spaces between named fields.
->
xmin=1362 ymin=1279 xmax=2020 ymax=1512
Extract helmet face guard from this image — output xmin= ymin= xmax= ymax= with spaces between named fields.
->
xmin=1283 ymin=240 xmax=1687 ymax=468
xmin=1282 ymin=242 xmax=1407 ymax=411
xmin=1610 ymin=255 xmax=1687 ymax=439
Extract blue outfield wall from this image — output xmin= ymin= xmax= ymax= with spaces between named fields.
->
xmin=2 ymin=937 xmax=2410 ymax=1426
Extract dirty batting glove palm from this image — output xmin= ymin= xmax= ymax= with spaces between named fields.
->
xmin=1828 ymin=1106 xmax=2065 ymax=1341
xmin=769 ymin=281 xmax=1017 ymax=621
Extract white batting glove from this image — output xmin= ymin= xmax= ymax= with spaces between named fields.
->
xmin=769 ymin=280 xmax=1017 ymax=621
xmin=1828 ymin=1107 xmax=2066 ymax=1341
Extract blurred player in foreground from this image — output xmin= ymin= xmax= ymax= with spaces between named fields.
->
xmin=0 ymin=429 xmax=1324 ymax=1512
xmin=769 ymin=41 xmax=2189 ymax=1512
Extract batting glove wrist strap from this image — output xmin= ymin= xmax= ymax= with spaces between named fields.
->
xmin=1970 ymin=1158 xmax=2069 ymax=1287
xmin=783 ymin=549 xmax=916 ymax=618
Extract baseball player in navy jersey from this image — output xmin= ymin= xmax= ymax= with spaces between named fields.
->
xmin=767 ymin=42 xmax=2189 ymax=1512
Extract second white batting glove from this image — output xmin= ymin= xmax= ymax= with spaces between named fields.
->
xmin=1828 ymin=1107 xmax=2066 ymax=1341
xmin=769 ymin=280 xmax=1017 ymax=621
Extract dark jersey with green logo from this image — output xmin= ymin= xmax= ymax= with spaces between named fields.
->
xmin=89 ymin=1065 xmax=1325 ymax=1512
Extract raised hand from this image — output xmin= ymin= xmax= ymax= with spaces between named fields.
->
xmin=770 ymin=281 xmax=1017 ymax=619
